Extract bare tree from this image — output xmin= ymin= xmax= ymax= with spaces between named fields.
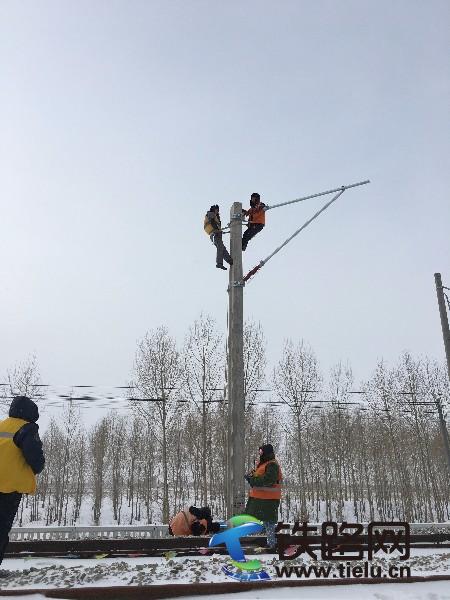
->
xmin=273 ymin=339 xmax=322 ymax=519
xmin=107 ymin=413 xmax=127 ymax=524
xmin=90 ymin=417 xmax=110 ymax=525
xmin=1 ymin=355 xmax=43 ymax=411
xmin=182 ymin=314 xmax=224 ymax=505
xmin=130 ymin=326 xmax=182 ymax=523
xmin=243 ymin=321 xmax=268 ymax=471
xmin=327 ymin=362 xmax=354 ymax=521
xmin=243 ymin=321 xmax=267 ymax=405
xmin=71 ymin=427 xmax=87 ymax=524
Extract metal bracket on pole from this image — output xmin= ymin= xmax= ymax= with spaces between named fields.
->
xmin=228 ymin=280 xmax=245 ymax=290
xmin=243 ymin=179 xmax=370 ymax=283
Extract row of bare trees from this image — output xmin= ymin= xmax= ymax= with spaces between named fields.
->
xmin=2 ymin=316 xmax=449 ymax=526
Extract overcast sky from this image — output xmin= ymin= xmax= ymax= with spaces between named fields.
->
xmin=1 ymin=0 xmax=449 ymax=423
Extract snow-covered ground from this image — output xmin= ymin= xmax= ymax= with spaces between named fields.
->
xmin=0 ymin=548 xmax=448 ymax=590
xmin=1 ymin=585 xmax=450 ymax=600
xmin=183 ymin=581 xmax=450 ymax=599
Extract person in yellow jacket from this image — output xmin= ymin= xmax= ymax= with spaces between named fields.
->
xmin=204 ymin=205 xmax=233 ymax=270
xmin=244 ymin=443 xmax=282 ymax=551
xmin=0 ymin=396 xmax=45 ymax=577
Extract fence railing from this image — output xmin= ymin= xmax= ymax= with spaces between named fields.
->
xmin=9 ymin=522 xmax=450 ymax=541
xmin=9 ymin=525 xmax=169 ymax=541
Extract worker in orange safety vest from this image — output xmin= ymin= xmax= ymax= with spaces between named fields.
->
xmin=244 ymin=444 xmax=282 ymax=550
xmin=242 ymin=193 xmax=266 ymax=251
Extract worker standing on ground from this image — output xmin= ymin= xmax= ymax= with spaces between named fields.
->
xmin=204 ymin=205 xmax=233 ymax=270
xmin=242 ymin=193 xmax=266 ymax=251
xmin=0 ymin=396 xmax=45 ymax=577
xmin=244 ymin=443 xmax=282 ymax=551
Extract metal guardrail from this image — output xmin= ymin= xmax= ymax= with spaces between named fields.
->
xmin=10 ymin=525 xmax=169 ymax=541
xmin=9 ymin=522 xmax=450 ymax=541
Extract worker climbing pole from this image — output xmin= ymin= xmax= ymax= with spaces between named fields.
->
xmin=244 ymin=180 xmax=370 ymax=282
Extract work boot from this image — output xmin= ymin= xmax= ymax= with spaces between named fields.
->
xmin=216 ymin=265 xmax=227 ymax=270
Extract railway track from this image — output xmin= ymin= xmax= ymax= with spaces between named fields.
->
xmin=4 ymin=526 xmax=450 ymax=599
xmin=1 ymin=576 xmax=450 ymax=600
xmin=5 ymin=532 xmax=450 ymax=559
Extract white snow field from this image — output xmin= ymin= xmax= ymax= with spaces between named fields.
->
xmin=1 ymin=582 xmax=450 ymax=600
xmin=182 ymin=580 xmax=450 ymax=599
xmin=0 ymin=548 xmax=448 ymax=591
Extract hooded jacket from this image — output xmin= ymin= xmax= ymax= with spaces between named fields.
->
xmin=245 ymin=445 xmax=281 ymax=522
xmin=169 ymin=507 xmax=208 ymax=536
xmin=0 ymin=396 xmax=45 ymax=493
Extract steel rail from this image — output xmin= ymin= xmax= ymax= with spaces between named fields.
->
xmin=10 ymin=522 xmax=450 ymax=541
xmin=1 ymin=575 xmax=450 ymax=599
xmin=5 ymin=533 xmax=450 ymax=559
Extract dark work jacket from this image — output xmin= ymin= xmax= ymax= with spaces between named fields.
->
xmin=9 ymin=397 xmax=45 ymax=475
xmin=245 ymin=460 xmax=280 ymax=523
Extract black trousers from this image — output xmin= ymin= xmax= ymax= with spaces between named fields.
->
xmin=0 ymin=492 xmax=22 ymax=565
xmin=242 ymin=224 xmax=264 ymax=249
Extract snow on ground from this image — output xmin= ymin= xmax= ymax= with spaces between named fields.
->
xmin=1 ymin=582 xmax=450 ymax=600
xmin=0 ymin=548 xmax=449 ymax=590
xmin=183 ymin=580 xmax=450 ymax=599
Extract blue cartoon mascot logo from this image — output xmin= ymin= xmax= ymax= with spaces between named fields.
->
xmin=209 ymin=514 xmax=271 ymax=581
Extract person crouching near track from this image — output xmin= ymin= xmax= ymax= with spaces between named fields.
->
xmin=169 ymin=506 xmax=221 ymax=536
xmin=0 ymin=396 xmax=45 ymax=577
xmin=244 ymin=443 xmax=282 ymax=551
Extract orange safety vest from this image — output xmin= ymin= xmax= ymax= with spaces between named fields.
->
xmin=169 ymin=509 xmax=208 ymax=536
xmin=248 ymin=459 xmax=282 ymax=500
xmin=246 ymin=204 xmax=266 ymax=225
xmin=0 ymin=417 xmax=37 ymax=494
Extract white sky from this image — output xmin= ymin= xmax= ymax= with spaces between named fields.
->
xmin=1 ymin=0 xmax=449 ymax=413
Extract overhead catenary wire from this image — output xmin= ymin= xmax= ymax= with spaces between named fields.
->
xmin=244 ymin=187 xmax=346 ymax=282
xmin=263 ymin=180 xmax=370 ymax=212
xmin=244 ymin=181 xmax=370 ymax=283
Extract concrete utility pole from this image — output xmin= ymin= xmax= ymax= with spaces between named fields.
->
xmin=227 ymin=202 xmax=245 ymax=518
xmin=435 ymin=395 xmax=450 ymax=477
xmin=433 ymin=273 xmax=450 ymax=476
xmin=434 ymin=273 xmax=450 ymax=381
xmin=224 ymin=181 xmax=370 ymax=516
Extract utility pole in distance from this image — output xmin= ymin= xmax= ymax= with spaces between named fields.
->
xmin=227 ymin=202 xmax=245 ymax=518
xmin=433 ymin=272 xmax=450 ymax=476
xmin=434 ymin=273 xmax=450 ymax=381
